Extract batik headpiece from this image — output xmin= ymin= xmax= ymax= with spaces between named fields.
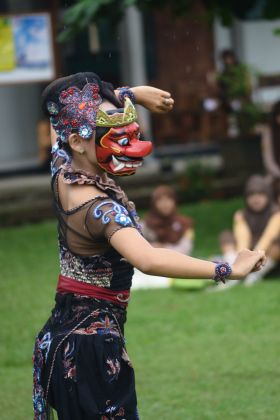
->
xmin=47 ymin=83 xmax=102 ymax=142
xmin=48 ymin=83 xmax=138 ymax=143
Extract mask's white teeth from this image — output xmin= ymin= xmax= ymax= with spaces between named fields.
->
xmin=112 ymin=155 xmax=142 ymax=171
xmin=115 ymin=163 xmax=125 ymax=172
xmin=112 ymin=155 xmax=119 ymax=166
xmin=112 ymin=155 xmax=125 ymax=172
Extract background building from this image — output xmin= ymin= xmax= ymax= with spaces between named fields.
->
xmin=1 ymin=0 xmax=280 ymax=175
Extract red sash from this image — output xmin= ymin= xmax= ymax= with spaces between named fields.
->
xmin=57 ymin=275 xmax=130 ymax=307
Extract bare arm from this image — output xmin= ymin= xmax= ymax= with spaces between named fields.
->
xmin=233 ymin=211 xmax=252 ymax=251
xmin=115 ymin=86 xmax=174 ymax=114
xmin=256 ymin=124 xmax=280 ymax=178
xmin=255 ymin=213 xmax=280 ymax=252
xmin=110 ymin=227 xmax=265 ymax=280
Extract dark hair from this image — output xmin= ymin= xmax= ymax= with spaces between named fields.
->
xmin=244 ymin=175 xmax=271 ymax=198
xmin=42 ymin=72 xmax=122 ymax=117
xmin=220 ymin=49 xmax=238 ymax=64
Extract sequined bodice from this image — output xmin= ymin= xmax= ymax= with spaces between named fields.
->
xmin=59 ymin=244 xmax=134 ymax=291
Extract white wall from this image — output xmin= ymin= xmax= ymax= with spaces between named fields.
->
xmin=214 ymin=18 xmax=280 ymax=73
xmin=214 ymin=18 xmax=280 ymax=105
xmin=213 ymin=19 xmax=232 ymax=69
xmin=0 ymin=84 xmax=41 ymax=168
xmin=239 ymin=19 xmax=280 ymax=73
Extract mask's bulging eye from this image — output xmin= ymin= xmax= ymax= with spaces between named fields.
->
xmin=137 ymin=132 xmax=141 ymax=139
xmin=118 ymin=138 xmax=129 ymax=146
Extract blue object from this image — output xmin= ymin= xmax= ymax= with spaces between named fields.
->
xmin=213 ymin=262 xmax=232 ymax=284
xmin=117 ymin=87 xmax=136 ymax=105
xmin=93 ymin=201 xmax=133 ymax=227
xmin=78 ymin=123 xmax=93 ymax=139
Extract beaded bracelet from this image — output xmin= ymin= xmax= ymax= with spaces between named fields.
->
xmin=213 ymin=262 xmax=232 ymax=284
xmin=117 ymin=86 xmax=136 ymax=106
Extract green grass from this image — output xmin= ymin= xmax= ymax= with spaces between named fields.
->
xmin=1 ymin=197 xmax=280 ymax=419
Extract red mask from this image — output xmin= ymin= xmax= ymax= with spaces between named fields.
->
xmin=95 ymin=122 xmax=153 ymax=176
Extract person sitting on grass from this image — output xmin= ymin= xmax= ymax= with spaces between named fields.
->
xmin=142 ymin=185 xmax=194 ymax=255
xmin=213 ymin=176 xmax=280 ymax=291
xmin=233 ymin=175 xmax=280 ymax=286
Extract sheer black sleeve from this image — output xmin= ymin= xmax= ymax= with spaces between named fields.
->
xmin=85 ymin=198 xmax=136 ymax=242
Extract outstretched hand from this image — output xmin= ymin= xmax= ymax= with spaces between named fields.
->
xmin=231 ymin=249 xmax=266 ymax=279
xmin=131 ymin=86 xmax=174 ymax=113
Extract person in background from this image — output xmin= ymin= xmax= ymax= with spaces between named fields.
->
xmin=234 ymin=175 xmax=280 ymax=286
xmin=142 ymin=185 xmax=194 ymax=255
xmin=255 ymin=101 xmax=280 ymax=181
xmin=218 ymin=49 xmax=251 ymax=115
xmin=37 ymin=120 xmax=51 ymax=171
xmin=213 ymin=175 xmax=280 ymax=291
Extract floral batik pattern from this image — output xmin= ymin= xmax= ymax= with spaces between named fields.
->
xmin=101 ymin=401 xmax=126 ymax=420
xmin=33 ymin=296 xmax=138 ymax=419
xmin=74 ymin=313 xmax=120 ymax=337
xmin=33 ymin=332 xmax=53 ymax=420
xmin=63 ymin=340 xmax=77 ymax=382
xmin=49 ymin=83 xmax=102 ymax=143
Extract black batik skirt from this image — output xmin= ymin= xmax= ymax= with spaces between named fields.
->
xmin=33 ymin=293 xmax=139 ymax=420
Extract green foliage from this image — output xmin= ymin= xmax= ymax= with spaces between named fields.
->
xmin=218 ymin=63 xmax=264 ymax=133
xmin=178 ymin=162 xmax=216 ymax=202
xmin=58 ymin=0 xmax=123 ymax=41
xmin=273 ymin=27 xmax=280 ymax=36
xmin=218 ymin=63 xmax=251 ymax=99
xmin=263 ymin=0 xmax=280 ymax=20
xmin=236 ymin=101 xmax=264 ymax=134
xmin=58 ymin=0 xmax=280 ymax=41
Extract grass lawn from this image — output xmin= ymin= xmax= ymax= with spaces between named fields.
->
xmin=0 ymin=197 xmax=280 ymax=419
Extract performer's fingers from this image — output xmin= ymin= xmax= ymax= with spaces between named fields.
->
xmin=162 ymin=97 xmax=174 ymax=105
xmin=158 ymin=101 xmax=173 ymax=110
xmin=157 ymin=105 xmax=170 ymax=113
xmin=160 ymin=90 xmax=171 ymax=99
xmin=161 ymin=99 xmax=174 ymax=110
xmin=256 ymin=249 xmax=267 ymax=265
xmin=251 ymin=251 xmax=266 ymax=272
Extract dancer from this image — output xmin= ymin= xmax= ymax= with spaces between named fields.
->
xmin=33 ymin=72 xmax=266 ymax=420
